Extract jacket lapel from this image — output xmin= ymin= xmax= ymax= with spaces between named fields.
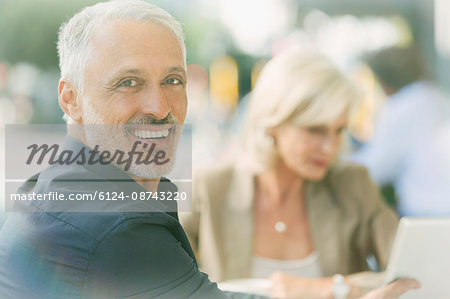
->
xmin=306 ymin=180 xmax=342 ymax=276
xmin=221 ymin=167 xmax=255 ymax=279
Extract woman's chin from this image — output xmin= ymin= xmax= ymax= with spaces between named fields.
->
xmin=302 ymin=168 xmax=328 ymax=181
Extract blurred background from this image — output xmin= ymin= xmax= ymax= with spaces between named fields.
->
xmin=0 ymin=0 xmax=449 ymax=213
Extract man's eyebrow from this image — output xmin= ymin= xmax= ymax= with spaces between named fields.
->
xmin=107 ymin=69 xmax=143 ymax=84
xmin=166 ymin=66 xmax=186 ymax=77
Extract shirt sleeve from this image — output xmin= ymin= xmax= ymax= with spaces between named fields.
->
xmin=344 ymin=166 xmax=399 ymax=292
xmin=81 ymin=222 xmax=267 ymax=299
xmin=357 ymin=167 xmax=399 ymax=269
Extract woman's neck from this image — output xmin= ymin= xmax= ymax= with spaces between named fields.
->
xmin=256 ymin=162 xmax=305 ymax=206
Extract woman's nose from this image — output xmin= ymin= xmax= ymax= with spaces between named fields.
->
xmin=320 ymin=133 xmax=340 ymax=154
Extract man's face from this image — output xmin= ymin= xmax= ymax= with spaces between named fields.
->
xmin=79 ymin=20 xmax=187 ymax=178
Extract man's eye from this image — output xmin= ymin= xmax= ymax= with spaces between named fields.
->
xmin=165 ymin=78 xmax=184 ymax=86
xmin=118 ymin=79 xmax=138 ymax=87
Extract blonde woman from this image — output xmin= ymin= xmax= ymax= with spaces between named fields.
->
xmin=181 ymin=48 xmax=400 ymax=298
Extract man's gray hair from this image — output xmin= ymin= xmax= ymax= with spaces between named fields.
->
xmin=57 ymin=0 xmax=186 ymax=95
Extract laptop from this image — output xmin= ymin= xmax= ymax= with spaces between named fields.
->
xmin=384 ymin=217 xmax=450 ymax=299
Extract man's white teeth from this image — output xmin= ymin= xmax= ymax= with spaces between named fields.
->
xmin=132 ymin=129 xmax=169 ymax=139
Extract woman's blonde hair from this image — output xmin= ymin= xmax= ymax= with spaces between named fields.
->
xmin=242 ymin=47 xmax=362 ymax=172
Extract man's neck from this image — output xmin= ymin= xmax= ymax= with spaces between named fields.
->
xmin=128 ymin=174 xmax=161 ymax=192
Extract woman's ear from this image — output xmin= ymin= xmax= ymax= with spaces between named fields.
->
xmin=265 ymin=127 xmax=276 ymax=146
xmin=58 ymin=80 xmax=82 ymax=123
xmin=266 ymin=127 xmax=276 ymax=137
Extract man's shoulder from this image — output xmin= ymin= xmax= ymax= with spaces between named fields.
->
xmin=54 ymin=211 xmax=171 ymax=241
xmin=4 ymin=209 xmax=172 ymax=246
xmin=0 ymin=206 xmax=183 ymax=298
xmin=13 ymin=162 xmax=177 ymax=241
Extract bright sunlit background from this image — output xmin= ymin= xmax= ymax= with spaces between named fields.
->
xmin=0 ymin=0 xmax=446 ymax=173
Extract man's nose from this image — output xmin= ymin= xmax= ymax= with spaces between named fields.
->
xmin=139 ymin=85 xmax=170 ymax=120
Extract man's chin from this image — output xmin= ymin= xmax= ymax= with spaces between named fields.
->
xmin=125 ymin=159 xmax=176 ymax=179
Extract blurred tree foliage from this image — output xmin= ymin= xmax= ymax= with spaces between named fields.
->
xmin=0 ymin=0 xmax=229 ymax=69
xmin=0 ymin=0 xmax=98 ymax=68
xmin=0 ymin=0 xmax=253 ymax=100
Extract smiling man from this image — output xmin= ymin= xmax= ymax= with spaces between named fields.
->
xmin=0 ymin=1 xmax=419 ymax=298
xmin=70 ymin=16 xmax=186 ymax=180
xmin=0 ymin=1 xmax=235 ymax=298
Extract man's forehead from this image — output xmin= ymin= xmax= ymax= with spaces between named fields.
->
xmin=89 ymin=19 xmax=183 ymax=59
xmin=87 ymin=19 xmax=185 ymax=74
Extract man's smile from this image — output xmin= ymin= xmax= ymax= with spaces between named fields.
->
xmin=130 ymin=128 xmax=170 ymax=139
xmin=123 ymin=124 xmax=177 ymax=150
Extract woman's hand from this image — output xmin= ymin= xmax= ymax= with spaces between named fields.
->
xmin=270 ymin=271 xmax=331 ymax=299
xmin=361 ymin=278 xmax=420 ymax=299
xmin=270 ymin=271 xmax=420 ymax=299
xmin=270 ymin=271 xmax=364 ymax=299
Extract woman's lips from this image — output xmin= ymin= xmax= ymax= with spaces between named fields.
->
xmin=311 ymin=159 xmax=328 ymax=168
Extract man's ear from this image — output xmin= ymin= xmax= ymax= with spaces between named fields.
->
xmin=58 ymin=80 xmax=82 ymax=123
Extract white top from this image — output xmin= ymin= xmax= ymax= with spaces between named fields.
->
xmin=251 ymin=251 xmax=322 ymax=278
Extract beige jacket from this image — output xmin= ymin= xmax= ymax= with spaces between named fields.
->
xmin=180 ymin=161 xmax=398 ymax=285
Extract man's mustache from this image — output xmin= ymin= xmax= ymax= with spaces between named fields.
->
xmin=125 ymin=114 xmax=178 ymax=126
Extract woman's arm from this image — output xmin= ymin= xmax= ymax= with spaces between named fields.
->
xmin=269 ymin=271 xmax=419 ymax=299
xmin=346 ymin=165 xmax=399 ymax=294
xmin=358 ymin=166 xmax=398 ymax=270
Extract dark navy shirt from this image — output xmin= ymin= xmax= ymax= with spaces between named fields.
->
xmin=0 ymin=137 xmax=264 ymax=298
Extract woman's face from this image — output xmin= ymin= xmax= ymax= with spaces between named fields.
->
xmin=272 ymin=112 xmax=347 ymax=181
